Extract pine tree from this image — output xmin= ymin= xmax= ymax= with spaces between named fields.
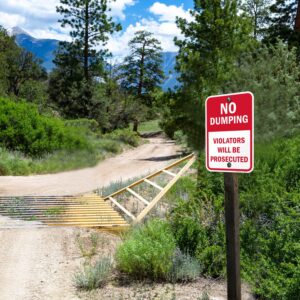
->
xmin=264 ymin=0 xmax=300 ymax=48
xmin=56 ymin=0 xmax=121 ymax=81
xmin=227 ymin=42 xmax=300 ymax=139
xmin=0 ymin=26 xmax=47 ymax=99
xmin=164 ymin=0 xmax=252 ymax=149
xmin=50 ymin=0 xmax=121 ymax=118
xmin=119 ymin=30 xmax=164 ymax=131
xmin=241 ymin=0 xmax=271 ymax=39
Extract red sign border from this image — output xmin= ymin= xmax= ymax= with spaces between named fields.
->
xmin=205 ymin=91 xmax=254 ymax=173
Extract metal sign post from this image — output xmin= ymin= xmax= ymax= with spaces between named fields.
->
xmin=205 ymin=92 xmax=254 ymax=300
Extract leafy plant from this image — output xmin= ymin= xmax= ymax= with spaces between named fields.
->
xmin=106 ymin=128 xmax=140 ymax=147
xmin=116 ymin=219 xmax=176 ymax=280
xmin=0 ymin=97 xmax=88 ymax=156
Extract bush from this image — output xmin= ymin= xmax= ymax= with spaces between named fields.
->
xmin=74 ymin=257 xmax=113 ymax=290
xmin=116 ymin=219 xmax=176 ymax=280
xmin=0 ymin=98 xmax=88 ymax=156
xmin=167 ymin=249 xmax=201 ymax=282
xmin=107 ymin=128 xmax=140 ymax=147
xmin=168 ymin=135 xmax=299 ymax=298
xmin=65 ymin=118 xmax=99 ymax=133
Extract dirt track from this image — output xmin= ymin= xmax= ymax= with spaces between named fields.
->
xmin=0 ymin=136 xmax=182 ymax=196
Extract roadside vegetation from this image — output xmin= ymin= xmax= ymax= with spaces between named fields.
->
xmin=0 ymin=97 xmax=140 ymax=175
xmin=75 ymin=134 xmax=299 ymax=299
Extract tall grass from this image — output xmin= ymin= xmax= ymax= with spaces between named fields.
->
xmin=0 ymin=129 xmax=141 ymax=175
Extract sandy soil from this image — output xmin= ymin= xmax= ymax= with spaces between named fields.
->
xmin=0 ymin=136 xmax=182 ymax=196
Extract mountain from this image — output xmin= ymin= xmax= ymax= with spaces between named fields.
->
xmin=11 ymin=27 xmax=178 ymax=90
xmin=162 ymin=52 xmax=179 ymax=90
xmin=11 ymin=27 xmax=59 ymax=71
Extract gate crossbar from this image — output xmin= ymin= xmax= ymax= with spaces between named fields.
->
xmin=104 ymin=153 xmax=196 ymax=223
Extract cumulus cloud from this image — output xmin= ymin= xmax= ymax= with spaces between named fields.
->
xmin=0 ymin=11 xmax=26 ymax=28
xmin=0 ymin=0 xmax=135 ymax=40
xmin=109 ymin=0 xmax=135 ymax=20
xmin=107 ymin=2 xmax=193 ymax=58
xmin=149 ymin=2 xmax=193 ymax=22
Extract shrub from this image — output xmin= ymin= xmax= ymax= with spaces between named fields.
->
xmin=74 ymin=257 xmax=113 ymax=290
xmin=116 ymin=219 xmax=176 ymax=280
xmin=168 ymin=135 xmax=299 ymax=298
xmin=167 ymin=249 xmax=201 ymax=283
xmin=65 ymin=118 xmax=99 ymax=133
xmin=107 ymin=128 xmax=140 ymax=147
xmin=0 ymin=98 xmax=88 ymax=156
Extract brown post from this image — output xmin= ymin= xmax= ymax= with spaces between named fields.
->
xmin=224 ymin=173 xmax=241 ymax=300
xmin=295 ymin=0 xmax=300 ymax=30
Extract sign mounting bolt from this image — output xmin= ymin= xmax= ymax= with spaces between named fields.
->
xmin=227 ymin=162 xmax=232 ymax=168
xmin=227 ymin=97 xmax=231 ymax=103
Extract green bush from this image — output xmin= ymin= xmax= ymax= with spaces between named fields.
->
xmin=116 ymin=219 xmax=176 ymax=280
xmin=169 ymin=135 xmax=299 ymax=298
xmin=107 ymin=128 xmax=140 ymax=147
xmin=74 ymin=257 xmax=113 ymax=290
xmin=0 ymin=98 xmax=88 ymax=156
xmin=64 ymin=118 xmax=99 ymax=133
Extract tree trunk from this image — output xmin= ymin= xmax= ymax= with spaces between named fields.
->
xmin=133 ymin=119 xmax=139 ymax=132
xmin=295 ymin=0 xmax=300 ymax=30
xmin=137 ymin=42 xmax=146 ymax=98
xmin=84 ymin=0 xmax=89 ymax=81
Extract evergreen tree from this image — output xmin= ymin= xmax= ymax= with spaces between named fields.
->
xmin=56 ymin=0 xmax=121 ymax=81
xmin=162 ymin=0 xmax=251 ymax=149
xmin=48 ymin=41 xmax=93 ymax=117
xmin=0 ymin=26 xmax=47 ymax=100
xmin=50 ymin=0 xmax=121 ymax=118
xmin=227 ymin=41 xmax=300 ymax=139
xmin=264 ymin=0 xmax=300 ymax=50
xmin=241 ymin=0 xmax=271 ymax=39
xmin=119 ymin=30 xmax=164 ymax=131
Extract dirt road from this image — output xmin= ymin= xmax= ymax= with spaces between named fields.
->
xmin=0 ymin=227 xmax=81 ymax=300
xmin=0 ymin=136 xmax=182 ymax=196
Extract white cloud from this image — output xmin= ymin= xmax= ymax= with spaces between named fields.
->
xmin=0 ymin=0 xmax=135 ymax=40
xmin=0 ymin=12 xmax=26 ymax=28
xmin=107 ymin=2 xmax=193 ymax=58
xmin=149 ymin=2 xmax=193 ymax=22
xmin=109 ymin=0 xmax=135 ymax=20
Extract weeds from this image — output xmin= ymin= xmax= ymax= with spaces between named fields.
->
xmin=96 ymin=173 xmax=150 ymax=197
xmin=198 ymin=292 xmax=210 ymax=300
xmin=76 ymin=233 xmax=100 ymax=261
xmin=74 ymin=256 xmax=113 ymax=290
xmin=167 ymin=249 xmax=201 ymax=283
xmin=44 ymin=206 xmax=64 ymax=216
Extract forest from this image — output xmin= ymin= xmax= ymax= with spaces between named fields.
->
xmin=0 ymin=0 xmax=299 ymax=299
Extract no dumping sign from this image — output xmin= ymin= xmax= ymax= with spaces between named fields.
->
xmin=205 ymin=92 xmax=254 ymax=173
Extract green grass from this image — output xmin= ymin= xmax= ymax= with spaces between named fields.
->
xmin=137 ymin=120 xmax=161 ymax=133
xmin=44 ymin=207 xmax=65 ymax=216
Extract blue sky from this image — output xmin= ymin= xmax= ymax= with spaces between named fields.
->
xmin=0 ymin=0 xmax=194 ymax=56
